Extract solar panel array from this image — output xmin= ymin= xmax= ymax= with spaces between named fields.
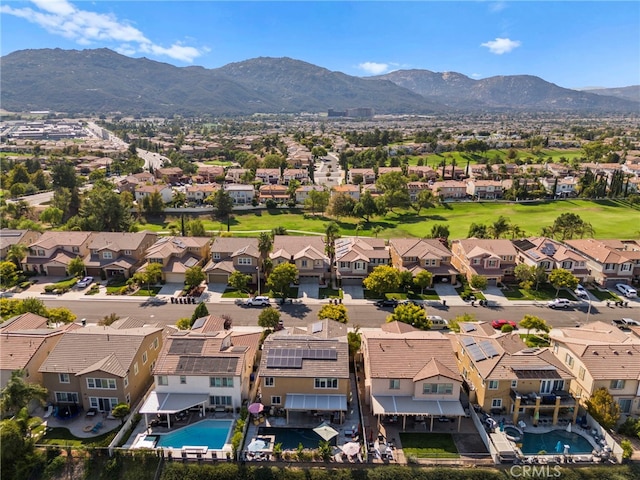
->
xmin=169 ymin=338 xmax=205 ymax=355
xmin=266 ymin=347 xmax=338 ymax=369
xmin=464 ymin=338 xmax=500 ymax=362
xmin=460 ymin=323 xmax=477 ymax=333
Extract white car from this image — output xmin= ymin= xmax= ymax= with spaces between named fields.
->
xmin=547 ymin=298 xmax=571 ymax=309
xmin=245 ymin=296 xmax=270 ymax=307
xmin=616 ymin=284 xmax=638 ymax=298
xmin=574 ymin=284 xmax=588 ymax=298
xmin=426 ymin=315 xmax=449 ymax=330
xmin=77 ymin=276 xmax=94 ymax=288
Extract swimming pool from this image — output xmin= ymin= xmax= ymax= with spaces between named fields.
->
xmin=520 ymin=430 xmax=594 ymax=455
xmin=155 ymin=419 xmax=234 ymax=450
xmin=257 ymin=426 xmax=336 ymax=450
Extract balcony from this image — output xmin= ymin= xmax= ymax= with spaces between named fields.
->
xmin=510 ymin=389 xmax=576 ymax=408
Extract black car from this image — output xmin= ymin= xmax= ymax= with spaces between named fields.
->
xmin=375 ymin=299 xmax=399 ymax=308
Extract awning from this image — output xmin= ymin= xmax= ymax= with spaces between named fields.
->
xmin=284 ymin=394 xmax=347 ymax=412
xmin=139 ymin=391 xmax=209 ymax=415
xmin=371 ymin=395 xmax=466 ymax=417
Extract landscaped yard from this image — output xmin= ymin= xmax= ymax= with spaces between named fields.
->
xmin=38 ymin=426 xmax=117 ymax=447
xmin=319 ymin=287 xmax=343 ymax=299
xmin=221 ymin=288 xmax=250 ymax=298
xmin=587 ymin=287 xmax=620 ymax=301
xmin=399 ymin=432 xmax=460 ymax=458
xmin=501 ymin=284 xmax=575 ymax=301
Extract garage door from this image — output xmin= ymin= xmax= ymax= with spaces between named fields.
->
xmin=208 ymin=273 xmax=229 ymax=284
xmin=165 ymin=273 xmax=184 ymax=284
xmin=47 ymin=266 xmax=67 ymax=276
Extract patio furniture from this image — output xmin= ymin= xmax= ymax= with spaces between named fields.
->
xmin=85 ymin=408 xmax=98 ymax=418
xmin=83 ymin=425 xmax=94 ymax=433
xmin=43 ymin=405 xmax=54 ymax=418
xmin=90 ymin=421 xmax=103 ymax=433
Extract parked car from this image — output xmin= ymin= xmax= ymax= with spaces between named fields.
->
xmin=491 ymin=319 xmax=517 ymax=329
xmin=616 ymin=284 xmax=638 ymax=298
xmin=375 ymin=298 xmax=399 ymax=308
xmin=547 ymin=298 xmax=571 ymax=309
xmin=622 ymin=317 xmax=640 ymax=327
xmin=245 ymin=296 xmax=270 ymax=307
xmin=77 ymin=276 xmax=94 ymax=288
xmin=399 ymin=299 xmax=423 ymax=307
xmin=426 ymin=315 xmax=449 ymax=330
xmin=574 ymin=284 xmax=588 ymax=298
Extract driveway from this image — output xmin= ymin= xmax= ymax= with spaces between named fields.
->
xmin=342 ymin=285 xmax=364 ymax=300
xmin=433 ymin=283 xmax=466 ymax=306
xmin=298 ymin=279 xmax=319 ymax=299
xmin=158 ymin=283 xmax=187 ymax=297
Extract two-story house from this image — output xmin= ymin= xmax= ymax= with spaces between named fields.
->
xmin=116 ymin=172 xmax=156 ymax=194
xmin=142 ymin=236 xmax=211 ymax=284
xmin=259 ymin=184 xmax=289 ymax=204
xmin=295 ymin=185 xmax=326 ymax=205
xmin=134 ymin=183 xmax=174 ymax=204
xmin=466 ymin=179 xmax=503 ymax=200
xmin=258 ymin=319 xmax=350 ymax=424
xmin=271 ymin=236 xmax=329 ymax=284
xmin=453 ymin=322 xmax=577 ymax=426
xmin=225 ymin=168 xmax=249 ymax=183
xmin=282 ymin=168 xmax=309 ymax=185
xmin=84 ymin=231 xmax=158 ymax=279
xmin=23 ymin=231 xmax=93 ymax=276
xmin=431 ymin=180 xmax=468 ymax=200
xmin=204 ymin=237 xmax=260 ymax=286
xmin=389 ymin=238 xmax=458 ymax=285
xmin=194 ymin=165 xmax=224 ymax=183
xmin=334 ymin=237 xmax=389 ymax=286
xmin=564 ymin=239 xmax=635 ymax=287
xmin=331 ymin=184 xmax=361 ymax=202
xmin=39 ymin=325 xmax=164 ymax=413
xmin=225 ymin=184 xmax=255 ymax=205
xmin=141 ymin=315 xmax=260 ymax=427
xmin=0 ymin=229 xmax=42 ymax=261
xmin=540 ymin=177 xmax=578 ymax=197
xmin=512 ymin=237 xmax=590 ymax=282
xmin=451 ymin=238 xmax=518 ymax=286
xmin=0 ymin=313 xmax=75 ymax=388
xmin=361 ymin=322 xmax=466 ymax=431
xmin=407 ymin=182 xmax=433 ymax=202
xmin=549 ymin=321 xmax=640 ymax=416
xmin=407 ymin=166 xmax=438 ymax=181
xmin=348 ymin=168 xmax=376 ymax=185
xmin=186 ymin=183 xmax=219 ymax=204
xmin=255 ymin=169 xmax=281 ymax=185
xmin=155 ymin=167 xmax=184 ymax=185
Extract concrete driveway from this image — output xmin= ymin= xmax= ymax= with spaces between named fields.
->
xmin=342 ymin=285 xmax=364 ymax=300
xmin=298 ymin=279 xmax=319 ymax=299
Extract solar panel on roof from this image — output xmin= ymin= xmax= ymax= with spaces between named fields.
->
xmin=467 ymin=344 xmax=486 ymax=362
xmin=479 ymin=340 xmax=499 ymax=358
xmin=461 ymin=336 xmax=476 ymax=347
xmin=460 ymin=323 xmax=477 ymax=333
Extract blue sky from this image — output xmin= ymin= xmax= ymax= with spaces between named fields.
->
xmin=1 ymin=1 xmax=639 ymax=89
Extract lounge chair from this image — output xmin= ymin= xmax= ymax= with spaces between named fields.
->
xmin=43 ymin=405 xmax=54 ymax=418
xmin=90 ymin=421 xmax=103 ymax=433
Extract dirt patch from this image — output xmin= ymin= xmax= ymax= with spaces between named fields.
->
xmin=453 ymin=432 xmax=490 ymax=457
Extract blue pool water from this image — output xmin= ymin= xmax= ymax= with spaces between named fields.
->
xmin=520 ymin=430 xmax=594 ymax=455
xmin=156 ymin=419 xmax=234 ymax=449
xmin=257 ymin=426 xmax=336 ymax=450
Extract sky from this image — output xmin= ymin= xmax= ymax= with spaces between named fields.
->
xmin=1 ymin=1 xmax=639 ymax=89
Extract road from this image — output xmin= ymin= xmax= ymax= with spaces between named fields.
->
xmin=37 ymin=297 xmax=631 ymax=330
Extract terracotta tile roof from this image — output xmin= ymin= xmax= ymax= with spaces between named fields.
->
xmin=455 ymin=238 xmax=518 ymax=258
xmin=211 ymin=237 xmax=259 ymax=256
xmin=30 ymin=231 xmax=92 ymax=250
xmin=88 ymin=231 xmax=156 ymax=253
xmin=565 ymin=238 xmax=633 ymax=264
xmin=413 ymin=358 xmax=461 ymax=382
xmin=380 ymin=321 xmax=420 ymax=334
xmin=390 ymin=238 xmax=452 ymax=260
xmin=272 ymin=236 xmax=327 ymax=261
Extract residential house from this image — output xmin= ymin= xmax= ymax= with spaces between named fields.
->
xmin=512 ymin=237 xmax=590 ymax=282
xmin=39 ymin=325 xmax=164 ymax=412
xmin=134 ymin=183 xmax=174 ymax=204
xmin=564 ymin=239 xmax=635 ymax=287
xmin=295 ymin=185 xmax=325 ymax=204
xmin=186 ymin=183 xmax=219 ymax=204
xmin=84 ymin=231 xmax=158 ymax=280
xmin=141 ymin=315 xmax=260 ymax=426
xmin=348 ymin=168 xmax=376 ymax=185
xmin=334 ymin=237 xmax=389 ymax=285
xmin=389 ymin=238 xmax=458 ymax=284
xmin=407 ymin=165 xmax=438 ymax=181
xmin=0 ymin=313 xmax=75 ymax=388
xmin=454 ymin=321 xmax=577 ymax=425
xmin=377 ymin=167 xmax=403 ymax=177
xmin=194 ymin=165 xmax=224 ymax=183
xmin=155 ymin=167 xmax=184 ymax=184
xmin=204 ymin=237 xmax=260 ymax=285
xmin=271 ymin=236 xmax=329 ymax=284
xmin=259 ymin=184 xmax=289 ymax=204
xmin=540 ymin=177 xmax=578 ymax=197
xmin=282 ymin=168 xmax=309 ymax=185
xmin=361 ymin=323 xmax=466 ymax=431
xmin=23 ymin=231 xmax=93 ymax=276
xmin=441 ymin=166 xmax=466 ymax=180
xmin=407 ymin=182 xmax=432 ymax=202
xmin=225 ymin=184 xmax=255 ymax=205
xmin=549 ymin=321 xmax=640 ymax=416
xmin=142 ymin=236 xmax=211 ymax=284
xmin=431 ymin=180 xmax=467 ymax=200
xmin=258 ymin=319 xmax=350 ymax=423
xmin=255 ymin=169 xmax=281 ymax=185
xmin=116 ymin=172 xmax=156 ymax=194
xmin=225 ymin=168 xmax=249 ymax=183
xmin=451 ymin=239 xmax=518 ymax=285
xmin=466 ymin=179 xmax=503 ymax=200
xmin=331 ymin=184 xmax=360 ymax=201
xmin=0 ymin=229 xmax=42 ymax=261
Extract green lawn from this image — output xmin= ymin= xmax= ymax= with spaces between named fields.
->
xmin=319 ymin=287 xmax=343 ymax=299
xmin=399 ymin=432 xmax=460 ymax=459
xmin=502 ymin=285 xmax=575 ymax=301
xmin=405 ymin=148 xmax=585 ymax=168
xmin=38 ymin=426 xmax=117 ymax=447
xmin=135 ymin=199 xmax=638 ymax=241
xmin=132 ymin=286 xmax=162 ymax=296
xmin=221 ymin=288 xmax=250 ymax=298
xmin=588 ymin=288 xmax=620 ymax=301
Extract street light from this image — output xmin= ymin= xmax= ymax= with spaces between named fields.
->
xmin=256 ymin=266 xmax=261 ymax=296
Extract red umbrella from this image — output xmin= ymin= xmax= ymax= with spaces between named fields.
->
xmin=248 ymin=403 xmax=264 ymax=415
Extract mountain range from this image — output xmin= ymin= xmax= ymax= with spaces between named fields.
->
xmin=1 ymin=48 xmax=638 ymax=116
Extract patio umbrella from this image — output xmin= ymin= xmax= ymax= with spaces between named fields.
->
xmin=248 ymin=403 xmax=264 ymax=415
xmin=313 ymin=422 xmax=339 ymax=442
xmin=341 ymin=442 xmax=361 ymax=457
xmin=246 ymin=439 xmax=267 ymax=452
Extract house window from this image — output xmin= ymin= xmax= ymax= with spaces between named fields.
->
xmin=355 ymin=261 xmax=365 ymax=270
xmin=491 ymin=399 xmax=502 ymax=408
xmin=271 ymin=396 xmax=282 ymax=405
xmin=264 ymin=377 xmax=274 ymax=387
xmin=210 ymin=377 xmax=234 ymax=388
xmin=133 ymin=362 xmax=139 ymax=375
xmin=511 ymin=380 xmax=518 ymax=388
xmin=87 ymin=378 xmax=117 ymax=389
xmin=488 ymin=380 xmax=499 ymax=390
xmin=124 ymin=376 xmax=129 ymax=388
xmin=124 ymin=250 xmax=132 ymax=256
xmin=621 ymin=264 xmax=632 ymax=272
xmin=72 ymin=246 xmax=79 ymax=253
xmin=389 ymin=379 xmax=400 ymax=390
xmin=37 ymin=249 xmax=45 ymax=256
xmin=157 ymin=376 xmax=168 ymax=386
xmin=575 ymin=386 xmax=583 ymax=398
xmin=553 ymin=343 xmax=558 ymax=353
xmin=213 ymin=253 xmax=221 ymax=260
xmin=315 ymin=378 xmax=338 ymax=389
xmin=578 ymin=367 xmax=585 ymax=380
xmin=180 ymin=376 xmax=187 ymax=385
xmin=610 ymin=380 xmax=625 ymax=390
xmin=619 ymin=399 xmax=632 ymax=414
xmin=153 ymin=338 xmax=159 ymax=350
xmin=238 ymin=257 xmax=252 ymax=265
xmin=142 ymin=351 xmax=148 ymax=364
xmin=55 ymin=392 xmax=79 ymax=403
xmin=487 ymin=260 xmax=498 ymax=267
xmin=210 ymin=396 xmax=232 ymax=406
xmin=301 ymin=260 xmax=308 ymax=268
xmin=103 ymin=251 xmax=113 ymax=259
xmin=604 ymin=263 xmax=615 ymax=271
xmin=561 ymin=261 xmax=572 ymax=269
xmin=59 ymin=373 xmax=70 ymax=384
xmin=423 ymin=383 xmax=453 ymax=395
xmin=126 ymin=394 xmax=130 ymax=404
xmin=565 ymin=354 xmax=574 ymax=367
xmin=472 ymin=259 xmax=480 ymax=265
xmin=541 ymin=261 xmax=551 ymax=269
xmin=339 ymin=261 xmax=349 ymax=269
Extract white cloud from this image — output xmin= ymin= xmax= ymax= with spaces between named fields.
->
xmin=488 ymin=2 xmax=507 ymax=13
xmin=471 ymin=73 xmax=482 ymax=79
xmin=0 ymin=0 xmax=203 ymax=63
xmin=358 ymin=62 xmax=389 ymax=75
xmin=481 ymin=37 xmax=521 ymax=55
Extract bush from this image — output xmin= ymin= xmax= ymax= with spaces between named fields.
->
xmin=618 ymin=416 xmax=640 ymax=437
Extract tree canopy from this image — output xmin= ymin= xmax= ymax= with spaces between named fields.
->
xmin=586 ymin=387 xmax=620 ymax=430
xmin=258 ymin=307 xmax=281 ymax=330
xmin=548 ymin=268 xmax=579 ymax=296
xmin=363 ymin=265 xmax=401 ymax=297
xmin=386 ymin=303 xmax=430 ymax=330
xmin=318 ymin=304 xmax=349 ymax=324
xmin=265 ymin=263 xmax=298 ymax=299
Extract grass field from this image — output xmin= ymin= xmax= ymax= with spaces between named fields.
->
xmin=399 ymin=432 xmax=460 ymax=459
xmin=404 ymin=148 xmax=585 ymax=168
xmin=137 ymin=199 xmax=639 ymax=240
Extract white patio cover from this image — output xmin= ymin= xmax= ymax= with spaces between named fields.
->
xmin=371 ymin=395 xmax=466 ymax=417
xmin=140 ymin=392 xmax=209 ymax=415
xmin=284 ymin=394 xmax=347 ymax=411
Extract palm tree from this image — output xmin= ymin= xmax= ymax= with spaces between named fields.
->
xmin=489 ymin=216 xmax=511 ymax=239
xmin=6 ymin=244 xmax=27 ymax=271
xmin=324 ymin=221 xmax=340 ymax=285
xmin=372 ymin=225 xmax=383 ymax=238
xmin=509 ymin=224 xmax=525 ymax=239
xmin=257 ymin=231 xmax=273 ymax=287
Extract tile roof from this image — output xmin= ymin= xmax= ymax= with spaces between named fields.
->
xmin=30 ymin=231 xmax=92 ymax=250
xmin=87 ymin=231 xmax=156 ymax=252
xmin=454 ymin=238 xmax=518 ymax=257
xmin=272 ymin=236 xmax=327 ymax=261
xmin=211 ymin=237 xmax=259 ymax=256
xmin=564 ymin=239 xmax=633 ymax=264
